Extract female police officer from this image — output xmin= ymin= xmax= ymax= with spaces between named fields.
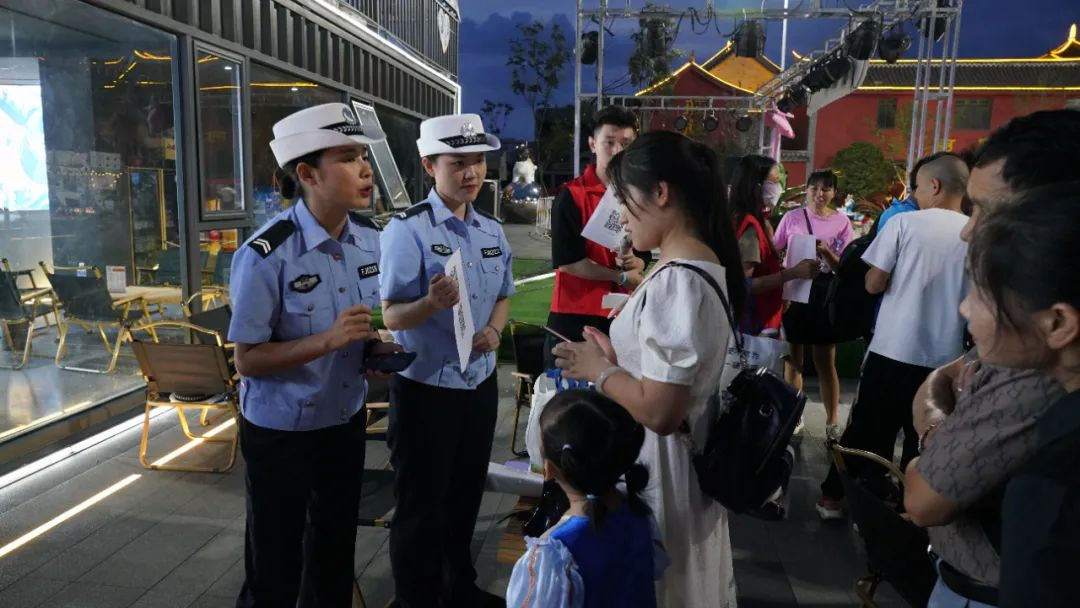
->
xmin=228 ymin=102 xmax=401 ymax=607
xmin=379 ymin=114 xmax=514 ymax=607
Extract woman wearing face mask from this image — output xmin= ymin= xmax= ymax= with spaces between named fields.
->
xmin=960 ymin=184 xmax=1080 ymax=607
xmin=729 ymin=155 xmax=819 ymax=336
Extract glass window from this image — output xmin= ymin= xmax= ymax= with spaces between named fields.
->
xmin=197 ymin=50 xmax=244 ymax=218
xmin=353 ymin=101 xmax=412 ymax=212
xmin=0 ymin=0 xmax=180 ymax=442
xmin=953 ymin=99 xmax=992 ymax=130
xmin=1065 ymin=98 xmax=1080 ymax=111
xmin=249 ymin=62 xmax=341 ymax=227
xmin=374 ymin=104 xmax=422 ymax=204
xmin=876 ymin=98 xmax=897 ymax=129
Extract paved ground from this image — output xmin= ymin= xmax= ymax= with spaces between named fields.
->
xmin=0 ymin=369 xmax=911 ymax=608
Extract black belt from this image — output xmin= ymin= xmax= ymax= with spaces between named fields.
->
xmin=938 ymin=559 xmax=999 ymax=605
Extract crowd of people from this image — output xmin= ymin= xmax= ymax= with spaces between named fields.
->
xmin=225 ymin=100 xmax=1080 ymax=608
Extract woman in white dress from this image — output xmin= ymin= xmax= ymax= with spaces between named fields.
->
xmin=554 ymin=130 xmax=747 ymax=608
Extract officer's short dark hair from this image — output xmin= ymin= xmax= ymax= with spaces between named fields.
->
xmin=971 ymin=109 xmax=1080 ymax=193
xmin=591 ymin=106 xmax=638 ymax=137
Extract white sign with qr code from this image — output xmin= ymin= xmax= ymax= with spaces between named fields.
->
xmin=581 ymin=187 xmax=625 ymax=251
xmin=445 ymin=249 xmax=475 ymax=372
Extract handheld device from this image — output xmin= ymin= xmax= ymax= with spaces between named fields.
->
xmin=366 ymin=350 xmax=417 ymax=373
xmin=543 ymin=326 xmax=573 ymax=343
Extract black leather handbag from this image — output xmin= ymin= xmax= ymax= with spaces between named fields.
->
xmin=661 ymin=263 xmax=808 ymax=514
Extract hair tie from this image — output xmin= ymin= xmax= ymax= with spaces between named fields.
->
xmin=562 ymin=443 xmax=573 ymax=452
xmin=586 ymin=494 xmax=597 ymax=501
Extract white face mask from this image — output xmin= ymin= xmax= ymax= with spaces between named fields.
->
xmin=761 ymin=181 xmax=782 ymax=211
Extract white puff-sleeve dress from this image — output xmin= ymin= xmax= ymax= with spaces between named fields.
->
xmin=608 ymin=260 xmax=738 ymax=608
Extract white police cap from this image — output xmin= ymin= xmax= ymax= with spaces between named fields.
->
xmin=270 ymin=103 xmax=386 ymax=167
xmin=416 ymin=113 xmax=501 ymax=158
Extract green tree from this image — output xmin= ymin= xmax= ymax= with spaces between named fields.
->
xmin=830 ymin=142 xmax=898 ymax=200
xmin=507 ymin=21 xmax=572 ymax=175
xmin=479 ymin=99 xmax=514 ymax=137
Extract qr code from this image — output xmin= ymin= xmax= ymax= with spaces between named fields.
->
xmin=603 ymin=211 xmax=621 ymax=233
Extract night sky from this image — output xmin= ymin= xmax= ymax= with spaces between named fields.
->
xmin=460 ymin=0 xmax=1077 ymax=138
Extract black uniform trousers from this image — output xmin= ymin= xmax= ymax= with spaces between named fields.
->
xmin=387 ymin=373 xmax=499 ymax=607
xmin=236 ymin=409 xmax=366 ymax=608
xmin=821 ymin=351 xmax=934 ymax=499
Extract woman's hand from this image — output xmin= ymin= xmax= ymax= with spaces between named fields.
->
xmin=788 ymin=258 xmax=821 ymax=280
xmin=582 ymin=326 xmax=617 ymax=366
xmin=552 ymin=337 xmax=611 ymax=383
xmin=364 ymin=341 xmax=404 ymax=379
xmin=816 ymin=242 xmax=840 ymax=270
xmin=471 ymin=324 xmax=502 ymax=354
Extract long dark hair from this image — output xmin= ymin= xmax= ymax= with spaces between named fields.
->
xmin=729 ymin=154 xmax=779 ymax=256
xmin=540 ymin=389 xmax=650 ymax=529
xmin=968 ymin=182 xmax=1080 ymax=334
xmin=607 ymin=130 xmax=746 ymax=321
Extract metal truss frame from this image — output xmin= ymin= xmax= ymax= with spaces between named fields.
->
xmin=573 ymin=0 xmax=964 ymax=178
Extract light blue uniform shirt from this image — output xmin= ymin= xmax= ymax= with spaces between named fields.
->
xmin=227 ymin=201 xmax=383 ymax=431
xmin=379 ymin=189 xmax=515 ymax=389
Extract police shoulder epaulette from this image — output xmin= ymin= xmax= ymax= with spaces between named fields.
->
xmin=248 ymin=219 xmax=296 ymax=258
xmin=348 ymin=211 xmax=382 ymax=231
xmin=473 ymin=208 xmax=503 ymax=224
xmin=392 ymin=202 xmax=432 ymax=221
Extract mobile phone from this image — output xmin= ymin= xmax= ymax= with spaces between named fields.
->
xmin=543 ymin=326 xmax=572 ymax=343
xmin=366 ymin=351 xmax=417 ymax=373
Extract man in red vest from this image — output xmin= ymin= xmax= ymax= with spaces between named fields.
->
xmin=544 ymin=106 xmax=648 ymax=367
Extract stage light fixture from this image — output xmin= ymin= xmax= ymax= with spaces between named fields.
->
xmin=878 ymin=25 xmax=912 ymax=63
xmin=805 ymin=53 xmax=851 ymax=91
xmin=703 ymin=113 xmax=719 ymax=132
xmin=734 ymin=20 xmax=765 ymax=58
xmin=845 ymin=20 xmax=880 ymax=61
xmin=735 ymin=115 xmax=753 ymax=132
xmin=673 ymin=115 xmax=689 ymax=131
xmin=580 ymin=31 xmax=599 ymax=65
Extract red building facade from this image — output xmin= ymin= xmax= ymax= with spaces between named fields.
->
xmin=639 ymin=24 xmax=1080 ymax=187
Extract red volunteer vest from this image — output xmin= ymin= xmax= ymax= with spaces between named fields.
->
xmin=550 ymin=165 xmax=631 ymax=317
xmin=738 ymin=214 xmax=784 ymax=334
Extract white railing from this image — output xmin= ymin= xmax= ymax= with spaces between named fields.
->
xmin=534 ymin=197 xmax=554 ymax=236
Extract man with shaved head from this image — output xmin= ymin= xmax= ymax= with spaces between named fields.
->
xmin=817 ymin=152 xmax=972 ymax=520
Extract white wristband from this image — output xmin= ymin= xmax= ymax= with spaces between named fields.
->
xmin=595 ymin=365 xmax=624 ymax=397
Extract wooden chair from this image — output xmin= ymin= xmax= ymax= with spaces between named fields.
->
xmin=0 ymin=270 xmax=35 ymax=369
xmin=41 ymin=262 xmax=146 ymax=373
xmin=128 ymin=320 xmax=239 ymax=473
xmin=509 ymin=322 xmax=547 ymax=457
xmin=828 ymin=442 xmax=936 ymax=608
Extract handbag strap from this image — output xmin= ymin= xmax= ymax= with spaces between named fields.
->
xmin=802 ymin=208 xmax=815 ymax=236
xmin=646 ymin=262 xmax=746 ymax=363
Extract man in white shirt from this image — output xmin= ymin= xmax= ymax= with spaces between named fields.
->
xmin=817 ymin=154 xmax=970 ymax=519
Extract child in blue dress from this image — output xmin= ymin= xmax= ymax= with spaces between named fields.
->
xmin=508 ymin=389 xmax=669 ymax=607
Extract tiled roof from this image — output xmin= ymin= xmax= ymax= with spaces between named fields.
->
xmin=861 ymin=59 xmax=1080 ymax=90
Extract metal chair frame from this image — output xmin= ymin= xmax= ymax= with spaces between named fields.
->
xmin=129 ymin=320 xmax=239 ymax=473
xmin=2 ymin=258 xmax=60 ymax=328
xmin=41 ymin=262 xmax=150 ymax=373
xmin=0 ymin=270 xmax=36 ymax=370
xmin=827 ymin=442 xmax=928 ymax=608
xmin=509 ymin=321 xmax=546 ymax=457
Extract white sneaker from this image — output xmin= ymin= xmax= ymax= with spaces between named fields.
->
xmin=792 ymin=417 xmax=805 ymax=436
xmin=826 ymin=424 xmax=843 ymax=442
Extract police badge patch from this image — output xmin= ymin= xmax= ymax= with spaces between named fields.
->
xmin=358 ymin=263 xmax=380 ymax=279
xmin=481 ymin=247 xmax=502 ymax=258
xmin=290 ymin=274 xmax=322 ymax=293
xmin=431 ymin=244 xmax=452 ymax=256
